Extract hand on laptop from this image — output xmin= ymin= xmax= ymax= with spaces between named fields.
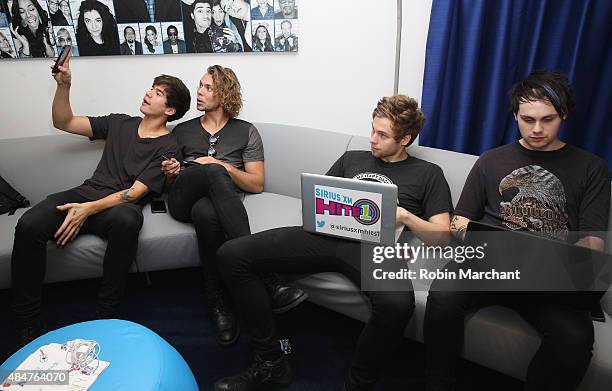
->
xmin=396 ymin=206 xmax=409 ymax=229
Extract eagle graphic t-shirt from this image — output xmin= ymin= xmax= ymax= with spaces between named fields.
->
xmin=325 ymin=151 xmax=454 ymax=220
xmin=455 ymin=141 xmax=610 ymax=241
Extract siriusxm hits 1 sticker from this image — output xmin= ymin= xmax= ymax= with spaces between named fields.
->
xmin=314 ymin=185 xmax=383 ymax=242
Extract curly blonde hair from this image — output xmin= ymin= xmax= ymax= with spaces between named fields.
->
xmin=372 ymin=95 xmax=425 ymax=147
xmin=207 ymin=65 xmax=243 ymax=118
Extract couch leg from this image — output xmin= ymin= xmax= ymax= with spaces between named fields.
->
xmin=145 ymin=272 xmax=152 ymax=286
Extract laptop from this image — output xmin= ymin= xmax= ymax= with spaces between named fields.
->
xmin=466 ymin=220 xmax=612 ymax=319
xmin=301 ymin=173 xmax=403 ymax=245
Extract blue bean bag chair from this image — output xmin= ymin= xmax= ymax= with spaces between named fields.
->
xmin=1 ymin=319 xmax=199 ymax=391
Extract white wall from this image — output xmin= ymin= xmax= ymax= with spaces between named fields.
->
xmin=0 ymin=0 xmax=432 ymax=140
xmin=398 ymin=0 xmax=433 ymax=103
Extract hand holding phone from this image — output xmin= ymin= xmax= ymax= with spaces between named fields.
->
xmin=51 ymin=45 xmax=72 ymax=84
xmin=161 ymin=155 xmax=180 ymax=178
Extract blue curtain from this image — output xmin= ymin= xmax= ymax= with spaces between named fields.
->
xmin=420 ymin=0 xmax=612 ymax=172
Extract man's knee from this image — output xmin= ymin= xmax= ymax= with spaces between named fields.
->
xmin=15 ymin=207 xmax=50 ymax=239
xmin=199 ymin=163 xmax=228 ymax=177
xmin=192 ymin=163 xmax=231 ymax=184
xmin=543 ymin=313 xmax=594 ymax=366
xmin=217 ymin=238 xmax=251 ymax=278
xmin=191 ymin=200 xmax=218 ymax=226
xmin=370 ymin=291 xmax=415 ymax=323
xmin=425 ymin=291 xmax=475 ymax=325
xmin=107 ymin=204 xmax=143 ymax=233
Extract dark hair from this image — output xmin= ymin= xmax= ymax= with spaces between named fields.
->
xmin=281 ymin=19 xmax=292 ymax=29
xmin=11 ymin=0 xmax=53 ymax=57
xmin=190 ymin=0 xmax=213 ymax=13
xmin=509 ymin=70 xmax=575 ymax=119
xmin=144 ymin=25 xmax=157 ymax=53
xmin=153 ymin=75 xmax=191 ymax=122
xmin=76 ymin=0 xmax=119 ymax=55
xmin=123 ymin=25 xmax=135 ymax=38
xmin=372 ymin=95 xmax=425 ymax=146
xmin=211 ymin=0 xmax=226 ymax=26
xmin=166 ymin=24 xmax=177 ymax=35
xmin=252 ymin=24 xmax=273 ymax=52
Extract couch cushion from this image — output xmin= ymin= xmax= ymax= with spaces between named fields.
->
xmin=255 ymin=123 xmax=353 ymax=199
xmin=0 ymin=135 xmax=104 ymax=205
xmin=0 ymin=209 xmax=29 ymax=288
xmin=244 ymin=192 xmax=303 ymax=233
xmin=0 ymin=200 xmax=200 ymax=289
xmin=0 ymin=192 xmax=304 ymax=289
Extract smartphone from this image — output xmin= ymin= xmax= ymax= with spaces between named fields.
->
xmin=151 ymin=199 xmax=167 ymax=214
xmin=51 ymin=45 xmax=71 ymax=74
xmin=183 ymin=158 xmax=198 ymax=168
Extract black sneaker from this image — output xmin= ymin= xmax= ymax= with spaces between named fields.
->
xmin=214 ymin=355 xmax=292 ymax=391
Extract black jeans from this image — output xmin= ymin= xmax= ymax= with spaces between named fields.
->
xmin=424 ymin=278 xmax=594 ymax=391
xmin=12 ymin=189 xmax=144 ymax=324
xmin=168 ymin=163 xmax=250 ymax=287
xmin=217 ymin=226 xmax=415 ymax=391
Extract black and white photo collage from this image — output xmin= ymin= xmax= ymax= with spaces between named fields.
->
xmin=0 ymin=0 xmax=299 ymax=59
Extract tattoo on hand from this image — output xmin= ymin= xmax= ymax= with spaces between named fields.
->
xmin=72 ymin=210 xmax=77 ymax=216
xmin=450 ymin=216 xmax=467 ymax=240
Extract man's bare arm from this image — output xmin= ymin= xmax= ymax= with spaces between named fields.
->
xmin=90 ymin=180 xmax=150 ymax=213
xmin=51 ymin=53 xmax=93 ymax=137
xmin=396 ymin=208 xmax=451 ymax=246
xmin=228 ymin=160 xmax=264 ymax=193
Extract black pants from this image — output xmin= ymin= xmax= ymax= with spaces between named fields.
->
xmin=12 ymin=189 xmax=144 ymax=324
xmin=217 ymin=227 xmax=415 ymax=391
xmin=424 ymin=282 xmax=594 ymax=390
xmin=168 ymin=164 xmax=250 ymax=287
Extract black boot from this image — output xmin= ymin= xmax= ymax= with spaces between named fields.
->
xmin=207 ymin=286 xmax=240 ymax=346
xmin=15 ymin=317 xmax=45 ymax=350
xmin=260 ymin=273 xmax=308 ymax=314
xmin=95 ymin=300 xmax=120 ymax=320
xmin=214 ymin=354 xmax=292 ymax=391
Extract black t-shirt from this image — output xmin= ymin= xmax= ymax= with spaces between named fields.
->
xmin=455 ymin=141 xmax=611 ymax=241
xmin=73 ymin=114 xmax=177 ymax=203
xmin=173 ymin=117 xmax=264 ymax=170
xmin=326 ymin=151 xmax=454 ymax=220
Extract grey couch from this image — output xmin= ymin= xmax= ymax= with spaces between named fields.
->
xmin=0 ymin=123 xmax=611 ymax=390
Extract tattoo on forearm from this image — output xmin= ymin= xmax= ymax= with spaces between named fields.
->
xmin=117 ymin=187 xmax=136 ymax=203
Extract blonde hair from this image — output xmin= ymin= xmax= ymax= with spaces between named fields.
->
xmin=207 ymin=65 xmax=243 ymax=118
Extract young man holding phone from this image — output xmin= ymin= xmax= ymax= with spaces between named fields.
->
xmin=11 ymin=52 xmax=191 ymax=347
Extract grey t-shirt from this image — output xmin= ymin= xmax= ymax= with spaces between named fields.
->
xmin=173 ymin=117 xmax=264 ymax=170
